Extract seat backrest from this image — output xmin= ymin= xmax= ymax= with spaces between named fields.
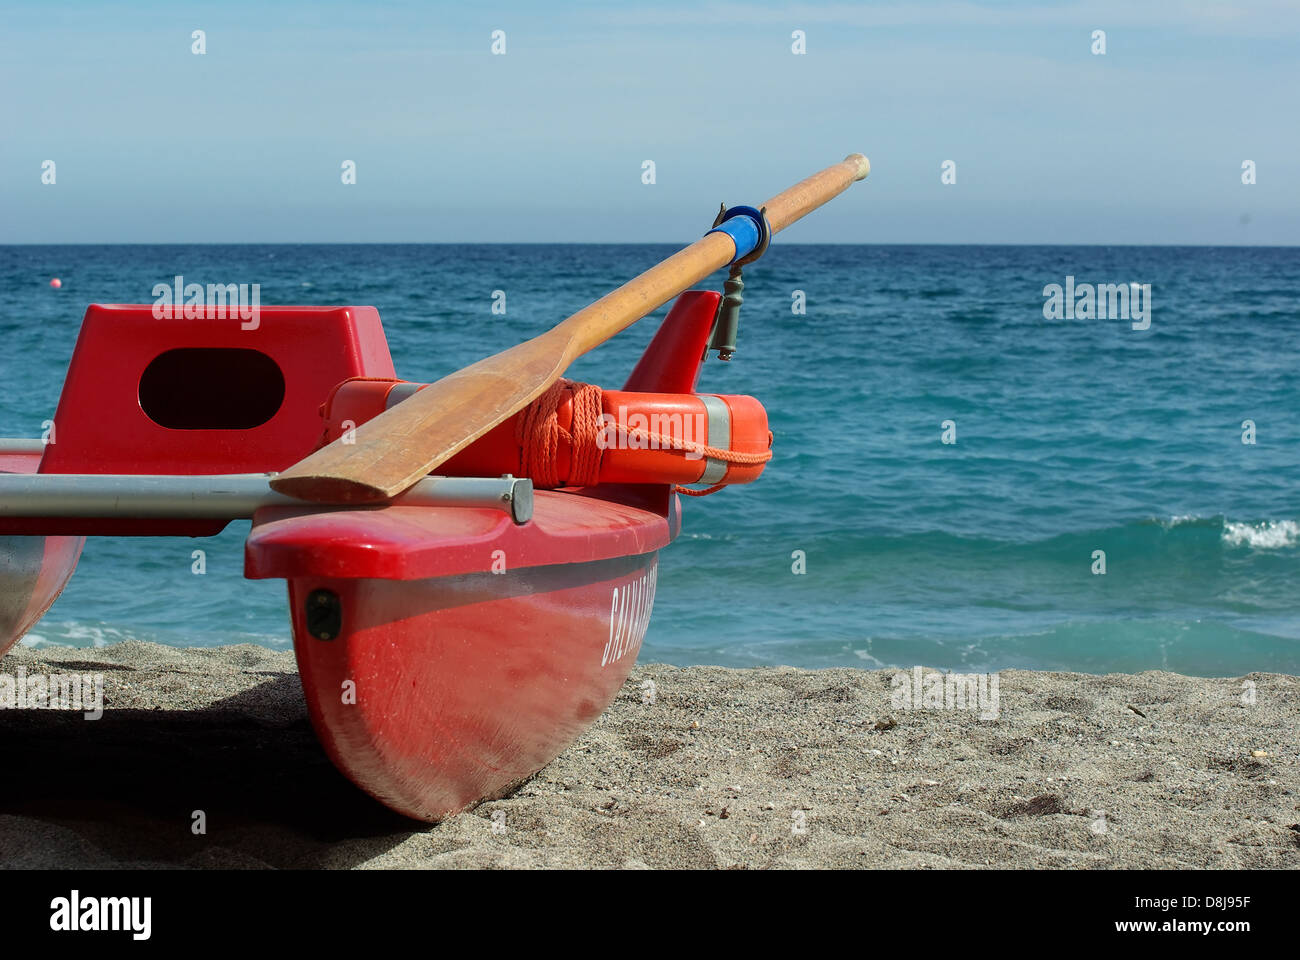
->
xmin=40 ymin=305 xmax=395 ymax=476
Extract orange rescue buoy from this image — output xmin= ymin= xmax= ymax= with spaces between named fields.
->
xmin=319 ymin=378 xmax=772 ymax=491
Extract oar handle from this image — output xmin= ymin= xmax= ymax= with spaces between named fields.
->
xmin=562 ymin=154 xmax=869 ymax=357
xmin=764 ymin=153 xmax=870 ymax=233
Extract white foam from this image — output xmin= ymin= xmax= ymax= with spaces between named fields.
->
xmin=43 ymin=622 xmax=135 ymax=648
xmin=1222 ymin=520 xmax=1298 ymax=549
xmin=852 ymin=648 xmax=889 ymax=668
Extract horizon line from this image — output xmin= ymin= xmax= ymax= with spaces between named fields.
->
xmin=2 ymin=241 xmax=1298 ymax=249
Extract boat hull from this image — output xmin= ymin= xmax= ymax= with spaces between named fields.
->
xmin=288 ymin=551 xmax=658 ymax=820
xmin=247 ymin=487 xmax=676 ymax=820
xmin=0 ymin=453 xmax=83 ymax=656
xmin=0 ymin=535 xmax=84 ymax=657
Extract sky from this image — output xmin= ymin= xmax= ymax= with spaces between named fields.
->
xmin=1 ymin=0 xmax=1297 ymax=244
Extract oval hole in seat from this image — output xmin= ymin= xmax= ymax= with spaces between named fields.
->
xmin=139 ymin=348 xmax=285 ymax=429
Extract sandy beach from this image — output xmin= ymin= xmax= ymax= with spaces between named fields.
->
xmin=0 ymin=640 xmax=1296 ymax=869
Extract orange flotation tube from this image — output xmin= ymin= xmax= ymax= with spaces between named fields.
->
xmin=319 ymin=378 xmax=772 ymax=492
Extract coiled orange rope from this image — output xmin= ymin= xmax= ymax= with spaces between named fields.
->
xmin=515 ymin=379 xmax=772 ymax=496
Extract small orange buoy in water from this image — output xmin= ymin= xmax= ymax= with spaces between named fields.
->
xmin=49 ymin=278 xmax=62 ymax=289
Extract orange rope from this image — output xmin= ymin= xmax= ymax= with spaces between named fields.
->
xmin=674 ymin=482 xmax=730 ymax=497
xmin=568 ymin=380 xmax=604 ymax=485
xmin=514 ymin=379 xmax=772 ymax=496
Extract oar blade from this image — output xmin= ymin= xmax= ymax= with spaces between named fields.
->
xmin=270 ymin=337 xmax=568 ymax=503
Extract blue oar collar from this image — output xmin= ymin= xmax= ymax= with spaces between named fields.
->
xmin=706 ymin=205 xmax=772 ymax=266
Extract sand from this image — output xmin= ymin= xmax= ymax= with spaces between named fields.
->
xmin=0 ymin=640 xmax=1296 ymax=869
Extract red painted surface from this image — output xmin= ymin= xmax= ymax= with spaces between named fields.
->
xmin=251 ymin=486 xmax=675 ymax=820
xmin=290 ymin=549 xmax=659 ymax=820
xmin=623 ymin=289 xmax=718 ymax=392
xmin=9 ymin=304 xmax=396 ymax=537
xmin=41 ymin=304 xmax=394 ymax=476
xmin=246 ymin=490 xmax=678 ymax=581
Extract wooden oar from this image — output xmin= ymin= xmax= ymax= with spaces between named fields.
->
xmin=271 ymin=153 xmax=870 ymax=503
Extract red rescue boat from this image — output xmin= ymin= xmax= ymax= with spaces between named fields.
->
xmin=0 ymin=156 xmax=869 ymax=820
xmin=0 ymin=291 xmax=770 ymax=821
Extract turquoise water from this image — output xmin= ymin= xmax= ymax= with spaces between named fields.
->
xmin=1 ymin=243 xmax=1297 ymax=675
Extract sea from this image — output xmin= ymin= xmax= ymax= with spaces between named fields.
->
xmin=1 ymin=243 xmax=1296 ymax=676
